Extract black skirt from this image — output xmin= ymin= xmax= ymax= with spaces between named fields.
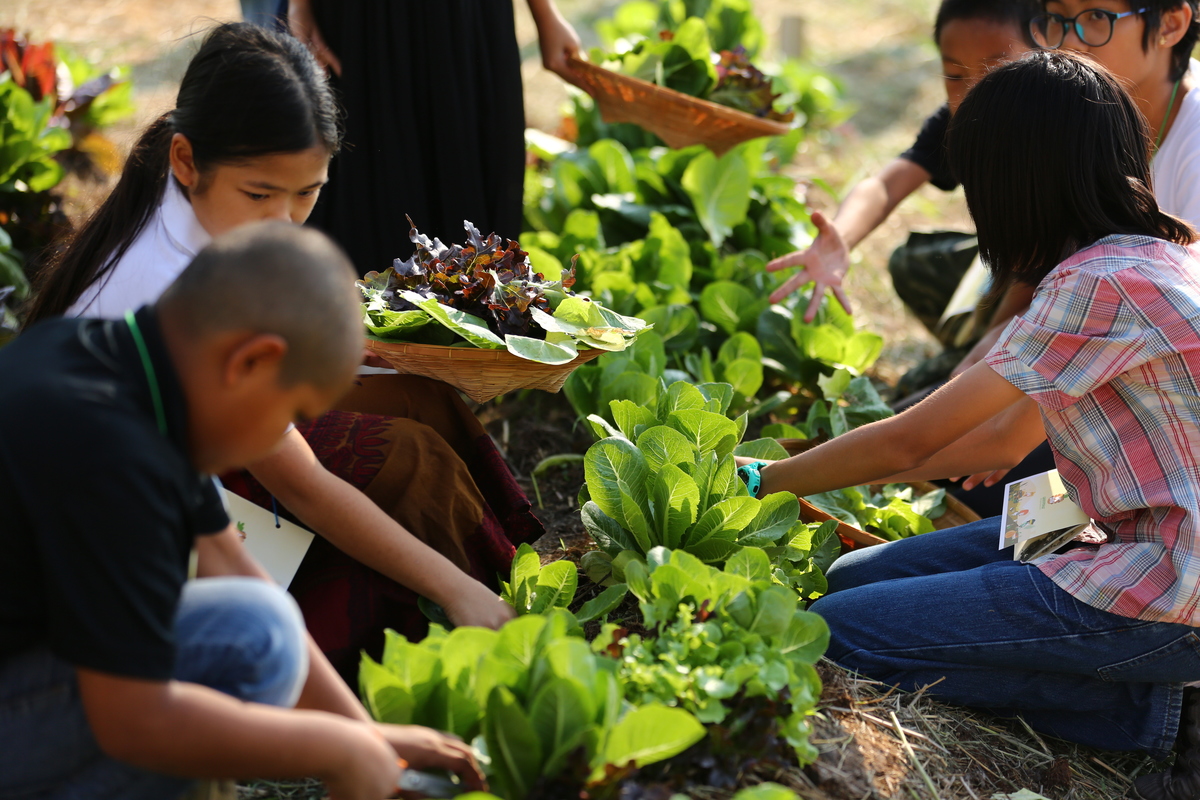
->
xmin=308 ymin=0 xmax=526 ymax=274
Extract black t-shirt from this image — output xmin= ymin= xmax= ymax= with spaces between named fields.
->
xmin=900 ymin=104 xmax=959 ymax=192
xmin=0 ymin=307 xmax=228 ymax=680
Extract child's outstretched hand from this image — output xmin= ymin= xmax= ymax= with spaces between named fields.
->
xmin=377 ymin=724 xmax=486 ymax=791
xmin=766 ymin=210 xmax=853 ymax=322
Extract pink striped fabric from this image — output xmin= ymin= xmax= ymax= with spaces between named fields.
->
xmin=986 ymin=235 xmax=1200 ymax=625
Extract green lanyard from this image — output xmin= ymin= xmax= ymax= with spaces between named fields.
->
xmin=124 ymin=310 xmax=168 ymax=437
xmin=1154 ymin=78 xmax=1183 ymax=153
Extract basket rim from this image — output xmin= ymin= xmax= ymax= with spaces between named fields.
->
xmin=365 ymin=337 xmax=518 ymax=361
xmin=568 ymin=55 xmax=791 ymax=136
xmin=364 ymin=336 xmax=606 ymax=364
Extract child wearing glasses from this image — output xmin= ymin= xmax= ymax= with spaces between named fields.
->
xmin=743 ymin=51 xmax=1200 ymax=800
xmin=913 ymin=0 xmax=1200 ymax=509
xmin=1032 ymin=0 xmax=1199 ymax=222
xmin=766 ymin=0 xmax=1034 ymax=395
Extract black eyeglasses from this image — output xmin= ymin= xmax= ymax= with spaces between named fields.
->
xmin=1030 ymin=7 xmax=1147 ymax=48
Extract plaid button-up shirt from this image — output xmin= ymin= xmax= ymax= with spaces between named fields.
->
xmin=987 ymin=234 xmax=1200 ymax=626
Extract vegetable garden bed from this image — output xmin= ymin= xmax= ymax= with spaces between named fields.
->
xmin=13 ymin=1 xmax=1168 ymax=797
xmin=476 ymin=394 xmax=1167 ymax=800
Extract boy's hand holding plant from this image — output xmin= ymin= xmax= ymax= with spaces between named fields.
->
xmin=374 ymin=724 xmax=486 ymax=792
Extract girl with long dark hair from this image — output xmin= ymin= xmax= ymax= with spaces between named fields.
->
xmin=739 ymin=51 xmax=1200 ymax=798
xmin=26 ymin=22 xmax=543 ymax=682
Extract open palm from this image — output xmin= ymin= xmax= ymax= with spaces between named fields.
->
xmin=766 ymin=210 xmax=853 ymax=322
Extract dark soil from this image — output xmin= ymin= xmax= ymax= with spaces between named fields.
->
xmin=481 ymin=392 xmax=594 ymax=559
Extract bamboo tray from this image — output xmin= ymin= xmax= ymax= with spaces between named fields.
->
xmin=364 ymin=338 xmax=604 ymax=404
xmin=568 ymin=56 xmax=790 ymax=156
xmin=778 ymin=438 xmax=981 ymax=550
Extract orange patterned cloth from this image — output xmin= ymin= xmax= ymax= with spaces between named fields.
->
xmin=222 ymin=374 xmax=542 ymax=682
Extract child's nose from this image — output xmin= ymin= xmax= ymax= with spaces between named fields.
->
xmin=1060 ymin=26 xmax=1090 ymax=51
xmin=264 ymin=203 xmax=293 ymax=223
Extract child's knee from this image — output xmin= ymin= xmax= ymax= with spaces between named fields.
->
xmin=175 ymin=577 xmax=309 ymax=707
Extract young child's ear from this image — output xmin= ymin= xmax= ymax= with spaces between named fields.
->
xmin=1158 ymin=4 xmax=1192 ymax=48
xmin=223 ymin=334 xmax=289 ymax=387
xmin=169 ymin=133 xmax=200 ymax=191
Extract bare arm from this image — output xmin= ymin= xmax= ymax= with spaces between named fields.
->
xmin=872 ymin=395 xmax=1045 ymax=483
xmin=950 ymin=282 xmax=1036 ymax=378
xmin=759 ymin=362 xmax=1028 ymax=496
xmin=194 ymin=528 xmax=486 ymax=785
xmin=825 ymin=158 xmax=933 ymax=253
xmin=288 ymin=0 xmax=342 ymax=76
xmin=77 ymin=669 xmax=398 ymax=799
xmin=527 ymin=0 xmax=582 ymax=84
xmin=246 ymin=430 xmax=514 ymax=629
xmin=195 ymin=528 xmax=372 ymax=722
xmin=767 ymin=158 xmax=931 ymax=319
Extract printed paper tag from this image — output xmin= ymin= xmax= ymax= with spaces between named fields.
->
xmin=1001 ymin=470 xmax=1090 ymax=562
xmin=221 ymin=489 xmax=314 ymax=587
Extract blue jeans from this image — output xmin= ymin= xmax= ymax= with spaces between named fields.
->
xmin=238 ymin=0 xmax=283 ymax=29
xmin=809 ymin=518 xmax=1200 ymax=758
xmin=0 ymin=578 xmax=309 ymax=800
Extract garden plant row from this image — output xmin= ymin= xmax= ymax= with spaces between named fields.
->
xmin=355 ymin=3 xmax=953 ymax=796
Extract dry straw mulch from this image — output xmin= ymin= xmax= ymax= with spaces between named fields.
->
xmin=781 ymin=661 xmax=1164 ymax=800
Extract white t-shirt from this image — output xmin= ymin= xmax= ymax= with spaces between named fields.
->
xmin=67 ymin=178 xmax=211 ymax=319
xmin=1152 ymin=60 xmax=1200 ymax=228
xmin=66 ymin=177 xmax=386 ymax=382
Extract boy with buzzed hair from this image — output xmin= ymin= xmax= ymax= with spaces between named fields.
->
xmin=0 ymin=222 xmax=482 ymax=800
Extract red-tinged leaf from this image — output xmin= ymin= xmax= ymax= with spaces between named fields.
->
xmin=21 ymin=42 xmax=56 ymax=102
xmin=361 ymin=218 xmax=579 ymax=341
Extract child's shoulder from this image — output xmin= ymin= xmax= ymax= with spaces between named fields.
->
xmin=1056 ymin=235 xmax=1194 ymax=279
xmin=1033 ymin=236 xmax=1198 ymax=309
xmin=0 ymin=319 xmax=165 ymax=462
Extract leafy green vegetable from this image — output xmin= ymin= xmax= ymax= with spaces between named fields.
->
xmin=0 ymin=75 xmax=71 ymax=192
xmin=758 ymin=298 xmax=884 ymax=389
xmin=500 ymin=543 xmax=629 ymax=624
xmin=594 ymin=11 xmax=799 ymax=126
xmin=710 ymin=47 xmax=795 ymax=122
xmin=682 ymin=149 xmax=752 ymax=249
xmin=658 ymin=0 xmax=766 ymax=57
xmin=804 ymin=483 xmax=941 ymax=541
xmin=607 ymin=18 xmax=719 ymax=98
xmin=579 ymin=380 xmax=825 ymax=588
xmin=359 ymin=614 xmax=704 ymax=799
xmin=357 ymin=218 xmax=649 ymax=363
xmin=595 ymin=546 xmax=829 ymax=762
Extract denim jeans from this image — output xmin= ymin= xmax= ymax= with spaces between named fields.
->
xmin=238 ymin=0 xmax=283 ymax=29
xmin=0 ymin=577 xmax=309 ymax=800
xmin=809 ymin=517 xmax=1200 ymax=758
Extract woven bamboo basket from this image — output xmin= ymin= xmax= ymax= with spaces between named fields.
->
xmin=776 ymin=438 xmax=982 ymax=550
xmin=568 ymin=56 xmax=790 ymax=156
xmin=364 ymin=339 xmax=604 ymax=404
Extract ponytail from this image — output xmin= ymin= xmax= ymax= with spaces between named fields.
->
xmin=25 ymin=114 xmax=173 ymax=325
xmin=24 ymin=22 xmax=341 ymax=327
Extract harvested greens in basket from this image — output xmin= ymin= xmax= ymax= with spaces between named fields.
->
xmin=357 ymin=218 xmax=650 ymax=365
xmin=595 ymin=18 xmax=795 ymax=122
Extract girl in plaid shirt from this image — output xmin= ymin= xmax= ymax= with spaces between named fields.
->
xmin=749 ymin=52 xmax=1200 ymax=799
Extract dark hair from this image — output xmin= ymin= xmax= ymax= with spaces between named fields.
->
xmin=935 ymin=0 xmax=1038 ymax=45
xmin=948 ymin=50 xmax=1195 ymax=294
xmin=1135 ymin=0 xmax=1199 ymax=80
xmin=160 ymin=222 xmax=361 ymax=388
xmin=25 ymin=22 xmax=341 ymax=326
